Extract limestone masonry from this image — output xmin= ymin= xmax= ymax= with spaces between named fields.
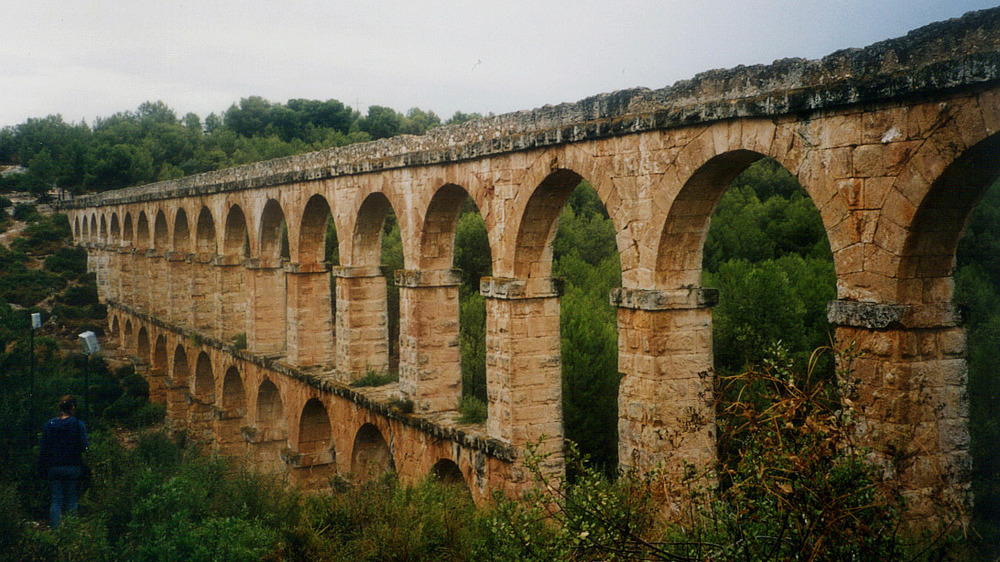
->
xmin=65 ymin=8 xmax=1000 ymax=523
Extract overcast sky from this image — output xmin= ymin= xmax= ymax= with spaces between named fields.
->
xmin=1 ymin=1 xmax=996 ymax=128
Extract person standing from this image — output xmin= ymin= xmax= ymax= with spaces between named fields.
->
xmin=38 ymin=395 xmax=88 ymax=528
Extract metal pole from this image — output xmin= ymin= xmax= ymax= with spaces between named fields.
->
xmin=28 ymin=325 xmax=34 ymax=399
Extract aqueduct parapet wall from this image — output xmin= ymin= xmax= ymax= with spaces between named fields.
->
xmin=65 ymin=8 xmax=1000 ymax=522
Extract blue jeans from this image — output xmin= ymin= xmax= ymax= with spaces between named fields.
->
xmin=48 ymin=465 xmax=81 ymax=529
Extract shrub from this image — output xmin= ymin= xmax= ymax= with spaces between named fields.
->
xmin=457 ymin=395 xmax=487 ymax=424
xmin=350 ymin=370 xmax=397 ymax=388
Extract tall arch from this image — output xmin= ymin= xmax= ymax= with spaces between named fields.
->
xmin=351 ymin=423 xmax=394 ymax=481
xmin=149 ymin=334 xmax=169 ymax=402
xmin=258 ymin=199 xmax=289 ymax=261
xmin=81 ymin=215 xmax=90 ymax=242
xmin=123 ymin=319 xmax=133 ymax=352
xmin=135 ymin=211 xmax=150 ymax=250
xmin=216 ymin=365 xmax=248 ymax=455
xmin=110 ymin=315 xmax=121 ymax=347
xmin=249 ymin=199 xmax=288 ymax=355
xmin=122 ymin=213 xmax=134 ymax=244
xmin=171 ymin=344 xmax=190 ymax=386
xmin=223 ymin=205 xmax=250 ymax=258
xmin=298 ymin=194 xmax=333 ymax=265
xmin=136 ymin=327 xmax=150 ymax=362
xmin=99 ymin=215 xmax=108 ymax=243
xmin=288 ymin=194 xmax=337 ymax=367
xmin=73 ymin=216 xmax=81 ymax=241
xmin=153 ymin=210 xmax=169 ymax=251
xmin=193 ymin=351 xmax=214 ymax=402
xmin=173 ymin=208 xmax=191 ymax=253
xmin=297 ymin=399 xmax=333 ymax=460
xmin=896 ymin=134 xmax=1000 ymax=305
xmin=195 ymin=206 xmax=217 ymax=256
xmin=512 ymin=169 xmax=583 ymax=279
xmin=110 ymin=213 xmax=120 ymax=243
xmin=254 ymin=379 xmax=289 ymax=472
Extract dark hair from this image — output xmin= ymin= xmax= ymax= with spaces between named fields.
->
xmin=58 ymin=395 xmax=77 ymax=414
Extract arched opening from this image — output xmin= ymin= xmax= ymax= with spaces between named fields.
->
xmin=136 ymin=327 xmax=150 ymax=362
xmin=259 ymin=199 xmax=290 ymax=261
xmin=220 ymin=205 xmax=250 ymax=341
xmin=172 ymin=208 xmax=191 ymax=253
xmin=171 ymin=344 xmax=190 ymax=384
xmin=292 ymin=194 xmax=338 ymax=367
xmin=251 ymin=199 xmax=288 ymax=355
xmin=81 ymin=215 xmax=90 ymax=241
xmin=254 ymin=379 xmax=289 ymax=470
xmin=135 ymin=211 xmax=150 ymax=250
xmin=195 ymin=206 xmax=217 ymax=256
xmin=194 ymin=351 xmax=214 ymax=403
xmin=122 ymin=213 xmax=134 ymax=245
xmin=908 ymin=133 xmax=1000 ymax=535
xmin=109 ymin=315 xmax=120 ymax=344
xmin=511 ymin=170 xmax=622 ymax=472
xmin=653 ymin=152 xmax=836 ymax=489
xmin=153 ymin=210 xmax=169 ymax=251
xmin=221 ymin=366 xmax=246 ymax=417
xmin=224 ymin=205 xmax=250 ymax=258
xmin=99 ymin=215 xmax=107 ymax=243
xmin=298 ymin=398 xmax=333 ymax=459
xmin=351 ymin=423 xmax=395 ymax=480
xmin=192 ymin=207 xmax=217 ymax=333
xmin=217 ymin=366 xmax=247 ymax=454
xmin=123 ymin=319 xmax=134 ymax=351
xmin=89 ymin=213 xmax=97 ymax=242
xmin=418 ymin=184 xmax=492 ymax=417
xmin=430 ymin=458 xmax=469 ymax=491
xmin=150 ymin=334 xmax=168 ymax=402
xmin=256 ymin=379 xmax=285 ymax=429
xmin=110 ymin=213 xmax=120 ymax=243
xmin=352 ymin=192 xmax=402 ymax=375
xmin=73 ymin=217 xmax=81 ymax=241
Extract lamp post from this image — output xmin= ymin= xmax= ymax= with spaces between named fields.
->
xmin=78 ymin=331 xmax=100 ymax=418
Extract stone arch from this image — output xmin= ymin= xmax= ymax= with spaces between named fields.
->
xmin=73 ymin=216 xmax=81 ymax=240
xmin=123 ymin=318 xmax=133 ymax=351
xmin=298 ymin=194 xmax=334 ymax=265
xmin=99 ymin=215 xmax=108 ymax=243
xmin=172 ymin=208 xmax=191 ymax=253
xmin=195 ymin=206 xmax=217 ymax=256
xmin=89 ymin=213 xmax=98 ymax=241
xmin=256 ymin=379 xmax=287 ymax=434
xmin=223 ymin=205 xmax=250 ymax=258
xmin=430 ymin=458 xmax=467 ymax=489
xmin=259 ymin=199 xmax=289 ymax=261
xmin=654 ymin=149 xmax=764 ymax=289
xmin=81 ymin=215 xmax=90 ymax=241
xmin=153 ymin=335 xmax=168 ymax=373
xmin=221 ymin=366 xmax=246 ymax=417
xmin=512 ymin=169 xmax=587 ymax=279
xmin=135 ymin=211 xmax=150 ymax=250
xmin=136 ymin=326 xmax=150 ymax=362
xmin=297 ymin=398 xmax=333 ymax=459
xmin=351 ymin=192 xmax=397 ymax=267
xmin=896 ymin=133 xmax=1000 ymax=305
xmin=110 ymin=315 xmax=121 ymax=346
xmin=194 ymin=351 xmax=214 ymax=402
xmin=110 ymin=213 xmax=120 ymax=243
xmin=418 ymin=183 xmax=479 ymax=270
xmin=172 ymin=344 xmax=190 ymax=386
xmin=122 ymin=213 xmax=134 ymax=245
xmin=153 ymin=209 xmax=169 ymax=251
xmin=351 ymin=423 xmax=395 ymax=479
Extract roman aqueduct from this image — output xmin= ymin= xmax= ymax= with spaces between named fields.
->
xmin=64 ymin=9 xmax=1000 ymax=522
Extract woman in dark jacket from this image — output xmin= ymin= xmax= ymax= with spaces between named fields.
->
xmin=38 ymin=395 xmax=88 ymax=528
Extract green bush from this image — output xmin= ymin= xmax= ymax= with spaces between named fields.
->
xmin=43 ymin=246 xmax=87 ymax=278
xmin=350 ymin=370 xmax=397 ymax=388
xmin=457 ymin=395 xmax=487 ymax=424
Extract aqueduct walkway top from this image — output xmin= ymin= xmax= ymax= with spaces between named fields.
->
xmin=65 ymin=8 xmax=1000 ymax=520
